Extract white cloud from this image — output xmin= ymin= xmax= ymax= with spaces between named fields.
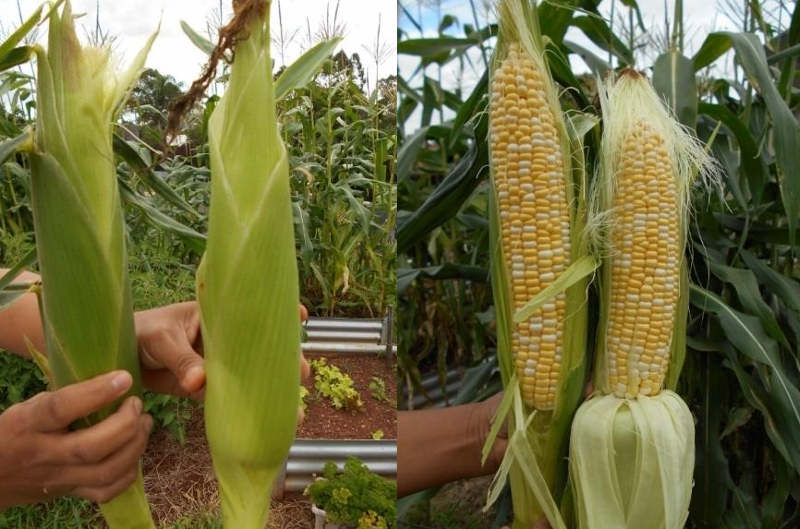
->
xmin=1 ymin=0 xmax=396 ymax=89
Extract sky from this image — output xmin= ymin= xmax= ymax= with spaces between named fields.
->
xmin=397 ymin=0 xmax=787 ymax=130
xmin=0 ymin=0 xmax=397 ymax=91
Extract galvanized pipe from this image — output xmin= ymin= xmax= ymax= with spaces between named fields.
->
xmin=290 ymin=439 xmax=397 ymax=458
xmin=286 ymin=461 xmax=397 ymax=475
xmin=305 ymin=330 xmax=383 ymax=342
xmin=301 ymin=343 xmax=398 ymax=354
xmin=305 ymin=318 xmax=383 ymax=331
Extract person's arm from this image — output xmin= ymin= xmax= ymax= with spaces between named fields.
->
xmin=0 ymin=269 xmax=46 ymax=355
xmin=397 ymin=393 xmax=505 ymax=497
xmin=0 ymin=268 xmax=310 ymax=398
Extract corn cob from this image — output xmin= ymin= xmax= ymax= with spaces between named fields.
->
xmin=569 ymin=70 xmax=714 ymax=529
xmin=490 ymin=41 xmax=572 ymax=410
xmin=28 ymin=1 xmax=157 ymax=527
xmin=605 ymin=120 xmax=680 ymax=398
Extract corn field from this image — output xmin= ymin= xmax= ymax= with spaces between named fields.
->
xmin=398 ymin=0 xmax=800 ymax=526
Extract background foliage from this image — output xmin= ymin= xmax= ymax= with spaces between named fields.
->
xmin=398 ymin=0 xmax=800 ymax=526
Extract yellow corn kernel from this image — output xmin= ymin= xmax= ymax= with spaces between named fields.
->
xmin=604 ymin=120 xmax=679 ymax=398
xmin=490 ymin=41 xmax=570 ymax=410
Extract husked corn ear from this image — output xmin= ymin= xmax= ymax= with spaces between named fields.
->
xmin=605 ymin=121 xmax=679 ymax=398
xmin=569 ymin=69 xmax=714 ymax=529
xmin=491 ymin=42 xmax=571 ymax=410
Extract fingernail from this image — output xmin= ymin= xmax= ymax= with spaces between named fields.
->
xmin=111 ymin=371 xmax=132 ymax=392
xmin=186 ymin=365 xmax=204 ymax=384
xmin=131 ymin=397 xmax=142 ymax=415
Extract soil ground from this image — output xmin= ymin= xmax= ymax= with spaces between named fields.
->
xmin=142 ymin=352 xmax=396 ymax=526
xmin=299 ymin=353 xmax=397 ymax=439
xmin=402 ymin=476 xmax=509 ymax=529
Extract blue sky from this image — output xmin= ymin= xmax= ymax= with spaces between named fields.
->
xmin=397 ymin=0 xmax=780 ymax=129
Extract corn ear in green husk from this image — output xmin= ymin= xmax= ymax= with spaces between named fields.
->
xmin=197 ymin=1 xmax=300 ymax=527
xmin=482 ymin=1 xmax=596 ymax=527
xmin=28 ymin=1 xmax=157 ymax=527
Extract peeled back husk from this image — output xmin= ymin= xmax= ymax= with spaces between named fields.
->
xmin=569 ymin=392 xmax=694 ymax=529
xmin=29 ymin=1 xmax=157 ymax=527
xmin=197 ymin=1 xmax=301 ymax=527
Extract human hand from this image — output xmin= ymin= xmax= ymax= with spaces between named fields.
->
xmin=0 ymin=371 xmax=152 ymax=509
xmin=478 ymin=378 xmax=595 ymax=471
xmin=135 ymin=302 xmax=311 ymax=399
xmin=135 ymin=301 xmax=204 ymax=398
xmin=473 ymin=392 xmax=508 ymax=471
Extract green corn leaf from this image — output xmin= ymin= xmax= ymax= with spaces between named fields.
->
xmin=180 ymin=20 xmax=215 ymax=56
xmin=0 ymin=128 xmax=32 ymax=165
xmin=275 ymin=37 xmax=341 ymax=100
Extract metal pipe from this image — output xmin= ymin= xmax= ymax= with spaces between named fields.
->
xmin=286 ymin=461 xmax=397 ymax=474
xmin=302 ymin=343 xmax=398 ymax=354
xmin=384 ymin=306 xmax=394 ymax=366
xmin=290 ymin=439 xmax=396 ymax=458
xmin=305 ymin=319 xmax=383 ymax=331
xmin=305 ymin=330 xmax=382 ymax=342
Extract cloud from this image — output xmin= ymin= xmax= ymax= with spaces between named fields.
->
xmin=1 ymin=0 xmax=395 ymax=88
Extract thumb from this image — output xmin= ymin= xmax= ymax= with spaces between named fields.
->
xmin=143 ymin=330 xmax=205 ymax=394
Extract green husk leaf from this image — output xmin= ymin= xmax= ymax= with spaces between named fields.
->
xmin=513 ymin=255 xmax=598 ymax=323
xmin=198 ymin=2 xmax=300 ymax=527
xmin=569 ymin=392 xmax=694 ymax=529
xmin=30 ymin=2 xmax=157 ymax=527
xmin=481 ymin=375 xmax=516 ymax=466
